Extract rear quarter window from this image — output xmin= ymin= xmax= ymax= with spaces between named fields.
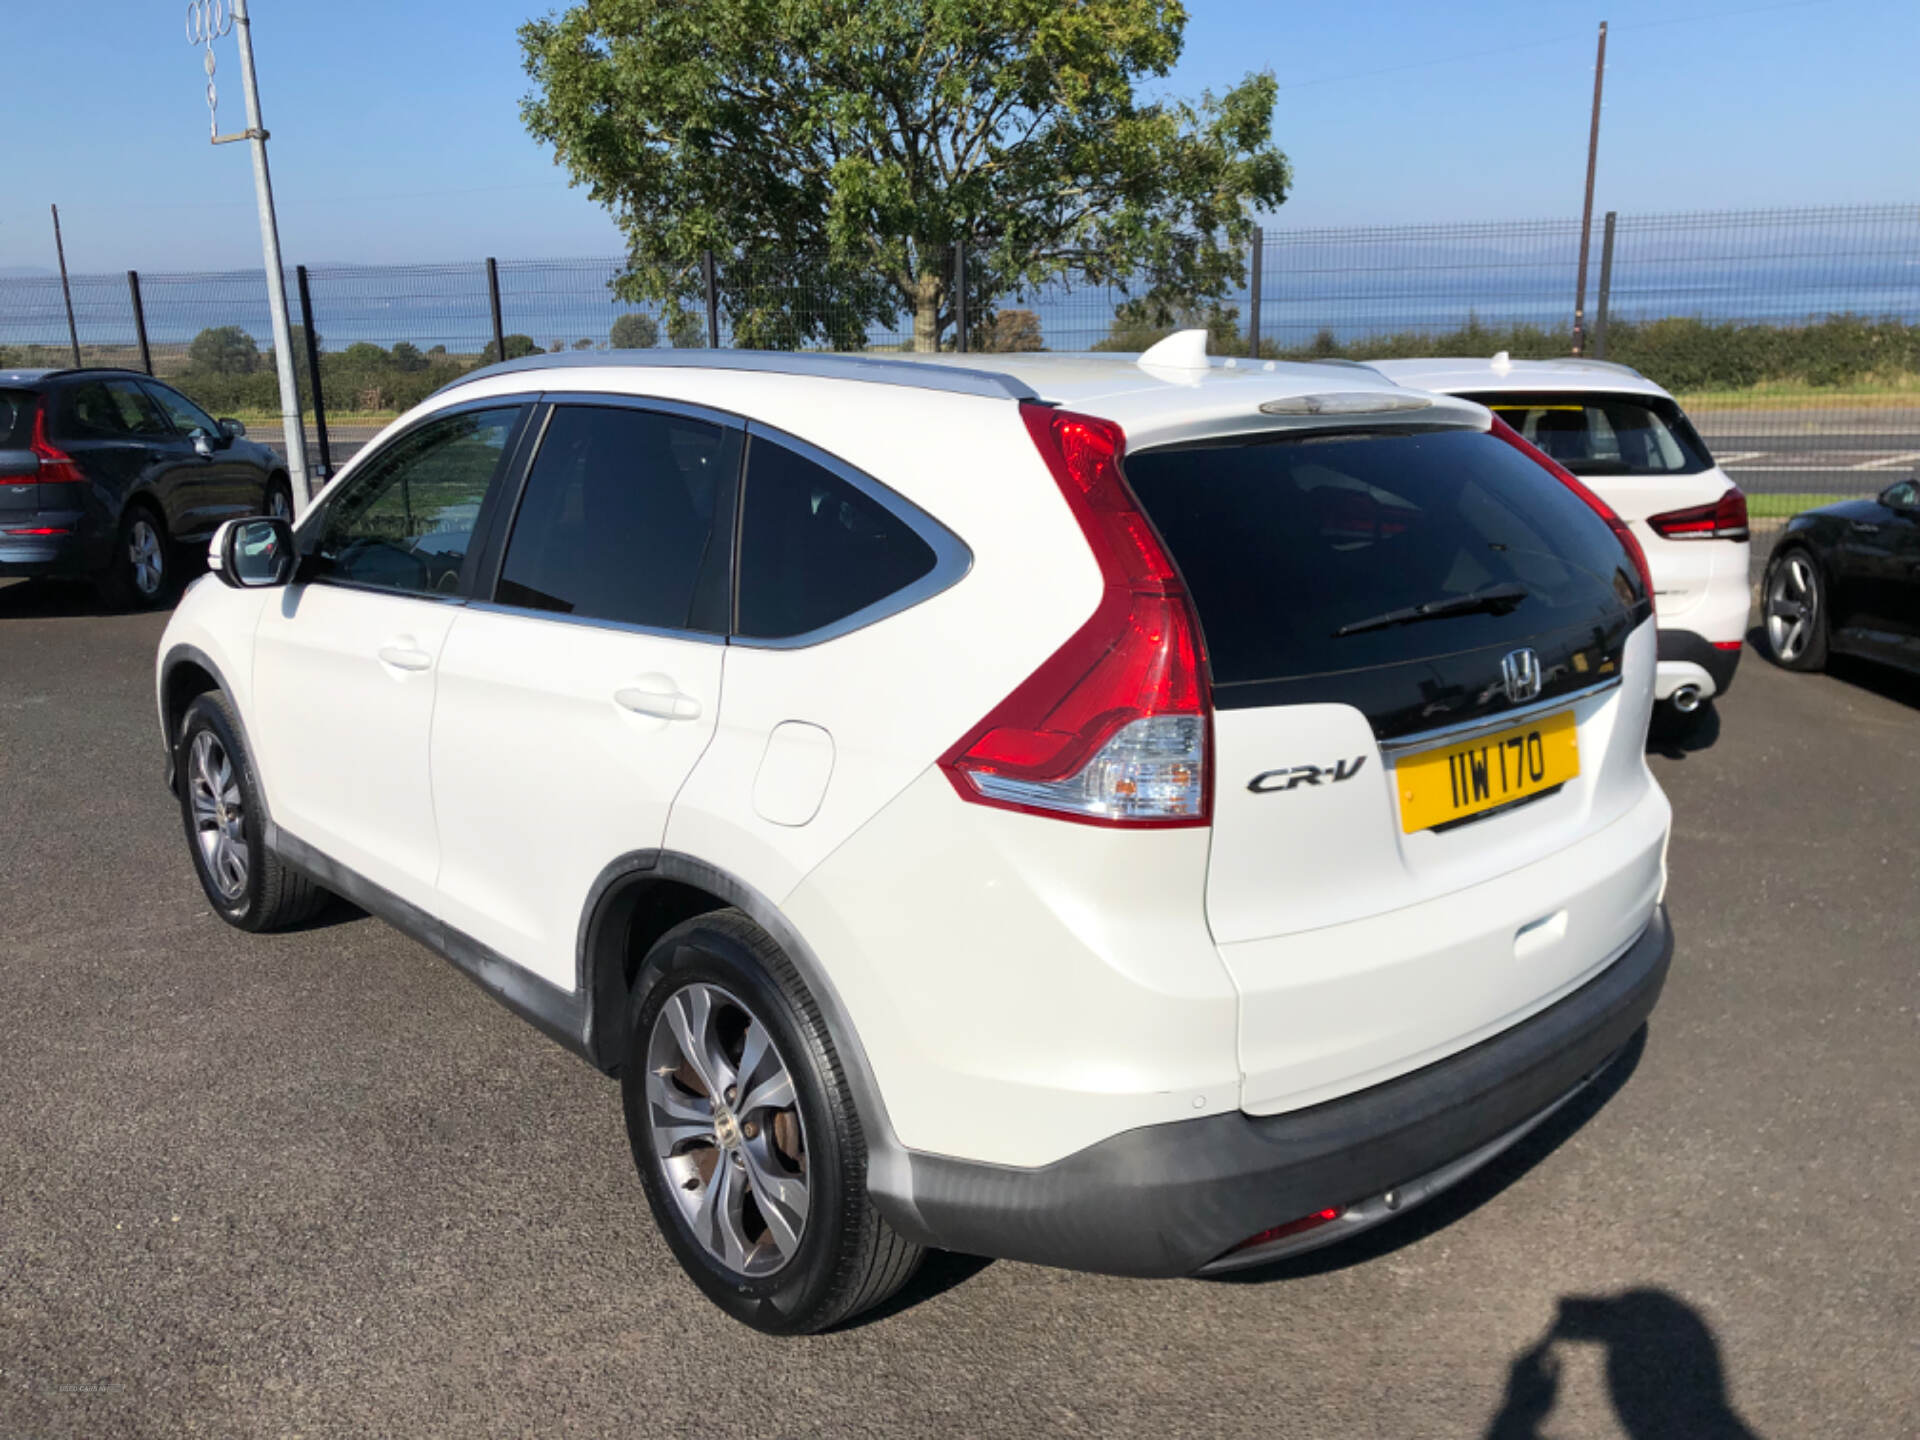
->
xmin=735 ymin=434 xmax=947 ymax=641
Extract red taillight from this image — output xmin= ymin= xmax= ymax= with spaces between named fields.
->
xmin=29 ymin=403 xmax=85 ymax=485
xmin=3 ymin=526 xmax=71 ymax=536
xmin=937 ymin=404 xmax=1211 ymax=827
xmin=1231 ymin=1208 xmax=1344 ymax=1253
xmin=1647 ymin=488 xmax=1750 ymax=542
xmin=1487 ymin=416 xmax=1655 ymax=605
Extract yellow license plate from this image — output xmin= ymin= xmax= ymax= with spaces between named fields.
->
xmin=1395 ymin=710 xmax=1579 ymax=833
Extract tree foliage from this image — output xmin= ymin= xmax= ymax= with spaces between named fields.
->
xmin=187 ymin=325 xmax=261 ymax=375
xmin=520 ymin=0 xmax=1289 ymax=350
xmin=610 ymin=312 xmax=659 ymax=349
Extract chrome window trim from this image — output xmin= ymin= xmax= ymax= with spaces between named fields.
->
xmin=434 ymin=348 xmax=1039 ymax=403
xmin=1378 ymin=676 xmax=1623 ymax=758
xmin=466 ymin=599 xmax=727 ymax=647
xmin=730 ymin=420 xmax=973 ymax=650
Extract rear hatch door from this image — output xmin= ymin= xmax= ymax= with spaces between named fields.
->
xmin=1124 ymin=422 xmax=1663 ymax=1112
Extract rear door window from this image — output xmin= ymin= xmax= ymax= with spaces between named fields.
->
xmin=1463 ymin=391 xmax=1713 ymax=476
xmin=735 ymin=433 xmax=942 ymax=641
xmin=494 ymin=404 xmax=735 ymax=633
xmin=1123 ymin=426 xmax=1641 ymax=711
xmin=60 ymin=379 xmax=172 ymax=439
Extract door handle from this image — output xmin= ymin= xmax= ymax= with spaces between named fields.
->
xmin=1850 ymin=521 xmax=1882 ymax=534
xmin=615 ymin=678 xmax=702 ymax=721
xmin=377 ymin=641 xmax=434 ymax=672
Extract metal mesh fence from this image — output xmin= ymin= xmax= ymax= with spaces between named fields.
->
xmin=2 ymin=204 xmax=1914 ymax=505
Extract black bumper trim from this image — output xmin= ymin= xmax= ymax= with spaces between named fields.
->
xmin=1658 ymin=628 xmax=1741 ymax=696
xmin=877 ymin=905 xmax=1671 ymax=1277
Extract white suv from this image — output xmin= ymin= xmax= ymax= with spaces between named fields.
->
xmin=1368 ymin=356 xmax=1751 ymax=716
xmin=156 ymin=338 xmax=1673 ymax=1333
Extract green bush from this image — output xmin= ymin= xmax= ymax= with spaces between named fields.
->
xmin=186 ymin=325 xmax=262 ymax=375
xmin=610 ymin=312 xmax=659 ymax=349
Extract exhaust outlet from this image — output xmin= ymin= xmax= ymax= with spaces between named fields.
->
xmin=1670 ymin=685 xmax=1704 ymax=713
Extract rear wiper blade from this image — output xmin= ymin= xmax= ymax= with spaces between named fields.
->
xmin=1332 ymin=582 xmax=1529 ymax=638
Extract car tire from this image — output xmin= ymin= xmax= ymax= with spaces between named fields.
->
xmin=175 ymin=691 xmax=330 ymax=931
xmin=1763 ymin=546 xmax=1828 ymax=672
xmin=265 ymin=474 xmax=294 ymax=522
xmin=99 ymin=501 xmax=173 ymax=611
xmin=622 ymin=909 xmax=924 ymax=1333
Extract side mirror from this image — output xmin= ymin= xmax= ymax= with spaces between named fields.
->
xmin=218 ymin=417 xmax=247 ymax=440
xmin=1879 ymin=480 xmax=1919 ymax=513
xmin=210 ymin=516 xmax=296 ymax=589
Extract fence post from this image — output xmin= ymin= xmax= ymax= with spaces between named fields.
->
xmin=1246 ymin=226 xmax=1264 ymax=358
xmin=296 ymin=265 xmax=331 ymax=478
xmin=127 ymin=271 xmax=153 ymax=375
xmin=52 ymin=205 xmax=81 ymax=368
xmin=486 ymin=257 xmax=506 ymax=364
xmin=702 ymin=250 xmax=720 ymax=348
xmin=1593 ymin=211 xmax=1617 ymax=361
xmin=954 ymin=238 xmax=969 ymax=353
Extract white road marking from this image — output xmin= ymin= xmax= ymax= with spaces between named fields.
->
xmin=1849 ymin=451 xmax=1920 ymax=471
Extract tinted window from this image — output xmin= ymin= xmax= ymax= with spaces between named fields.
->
xmin=736 ymin=437 xmax=936 ymax=639
xmin=143 ymin=382 xmax=221 ymax=439
xmin=0 ymin=389 xmax=33 ymax=446
xmin=1464 ymin=391 xmax=1712 ymax=476
xmin=496 ymin=405 xmax=730 ymax=631
xmin=1123 ymin=427 xmax=1638 ymax=689
xmin=60 ymin=379 xmax=171 ymax=438
xmin=311 ymin=406 xmax=520 ymax=596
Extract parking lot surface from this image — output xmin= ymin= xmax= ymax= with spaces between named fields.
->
xmin=1 ymin=578 xmax=1915 ymax=1439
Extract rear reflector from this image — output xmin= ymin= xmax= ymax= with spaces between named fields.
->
xmin=1713 ymin=640 xmax=1744 ymax=652
xmin=2 ymin=527 xmax=70 ymax=536
xmin=1487 ymin=416 xmax=1656 ymax=605
xmin=938 ymin=405 xmax=1211 ymax=826
xmin=29 ymin=402 xmax=85 ymax=484
xmin=1231 ymin=1208 xmax=1343 ymax=1253
xmin=1647 ymin=488 xmax=1751 ymax=542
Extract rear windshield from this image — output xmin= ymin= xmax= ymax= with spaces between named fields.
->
xmin=1123 ymin=426 xmax=1639 ymax=692
xmin=1461 ymin=391 xmax=1712 ymax=476
xmin=0 ymin=389 xmax=34 ymax=447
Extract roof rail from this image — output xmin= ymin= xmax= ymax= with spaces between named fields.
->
xmin=435 ymin=348 xmax=1040 ymax=403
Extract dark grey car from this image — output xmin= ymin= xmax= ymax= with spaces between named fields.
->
xmin=0 ymin=368 xmax=291 ymax=607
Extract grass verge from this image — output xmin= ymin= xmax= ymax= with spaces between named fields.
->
xmin=1746 ymin=492 xmax=1844 ymax=518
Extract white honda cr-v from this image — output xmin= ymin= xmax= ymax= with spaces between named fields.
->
xmin=1368 ymin=355 xmax=1751 ymax=719
xmin=156 ymin=334 xmax=1673 ymax=1333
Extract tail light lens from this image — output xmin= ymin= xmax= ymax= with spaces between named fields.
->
xmin=1647 ymin=489 xmax=1750 ymax=541
xmin=937 ymin=404 xmax=1211 ymax=826
xmin=29 ymin=402 xmax=85 ymax=485
xmin=1487 ymin=415 xmax=1655 ymax=605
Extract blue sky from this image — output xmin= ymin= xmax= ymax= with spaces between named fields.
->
xmin=3 ymin=0 xmax=1915 ymax=274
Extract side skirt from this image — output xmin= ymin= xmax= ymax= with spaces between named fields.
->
xmin=269 ymin=827 xmax=600 ymax=1070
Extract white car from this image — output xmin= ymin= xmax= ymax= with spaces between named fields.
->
xmin=1366 ymin=355 xmax=1750 ymax=716
xmin=156 ymin=335 xmax=1672 ymax=1333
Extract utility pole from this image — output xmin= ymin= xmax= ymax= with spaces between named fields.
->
xmin=189 ymin=0 xmax=312 ymax=510
xmin=51 ymin=206 xmax=81 ymax=367
xmin=1571 ymin=19 xmax=1608 ymax=356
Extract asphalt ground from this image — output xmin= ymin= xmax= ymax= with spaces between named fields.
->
xmin=1 ymin=576 xmax=1915 ymax=1439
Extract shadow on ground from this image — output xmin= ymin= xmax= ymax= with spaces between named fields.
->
xmin=1485 ymin=1287 xmax=1763 ymax=1439
xmin=1744 ymin=623 xmax=1920 ymax=710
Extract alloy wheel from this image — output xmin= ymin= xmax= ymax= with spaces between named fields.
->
xmin=1765 ymin=553 xmax=1817 ymax=662
xmin=187 ymin=730 xmax=249 ymax=902
xmin=129 ymin=518 xmax=165 ymax=599
xmin=644 ymin=982 xmax=810 ymax=1277
xmin=268 ymin=487 xmax=292 ymax=522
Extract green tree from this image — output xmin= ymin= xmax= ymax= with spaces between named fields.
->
xmin=609 ymin=312 xmax=659 ymax=349
xmin=187 ymin=325 xmax=261 ymax=375
xmin=520 ymin=1 xmax=1289 ymax=350
xmin=388 ymin=341 xmax=428 ymax=372
xmin=481 ymin=333 xmax=541 ymax=364
xmin=667 ymin=311 xmax=706 ymax=349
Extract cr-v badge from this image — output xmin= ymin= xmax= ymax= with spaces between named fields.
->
xmin=1248 ymin=757 xmax=1367 ymax=793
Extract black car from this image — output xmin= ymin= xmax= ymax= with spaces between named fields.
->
xmin=0 ymin=368 xmax=291 ymax=608
xmin=1763 ymin=479 xmax=1920 ymax=677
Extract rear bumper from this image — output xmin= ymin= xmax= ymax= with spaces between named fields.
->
xmin=875 ymin=904 xmax=1671 ymax=1278
xmin=0 ymin=529 xmax=90 ymax=578
xmin=1657 ymin=629 xmax=1742 ymax=698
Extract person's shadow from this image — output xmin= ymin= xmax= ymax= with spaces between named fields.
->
xmin=1485 ymin=1288 xmax=1761 ymax=1439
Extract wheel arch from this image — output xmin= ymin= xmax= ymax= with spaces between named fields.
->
xmin=575 ymin=850 xmax=918 ymax=1217
xmin=157 ymin=644 xmax=264 ymax=812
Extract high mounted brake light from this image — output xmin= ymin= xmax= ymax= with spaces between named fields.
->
xmin=937 ymin=404 xmax=1211 ymax=827
xmin=1487 ymin=415 xmax=1655 ymax=604
xmin=1647 ymin=489 xmax=1750 ymax=542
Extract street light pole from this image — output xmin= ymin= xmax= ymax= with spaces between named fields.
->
xmin=190 ymin=0 xmax=312 ymax=510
